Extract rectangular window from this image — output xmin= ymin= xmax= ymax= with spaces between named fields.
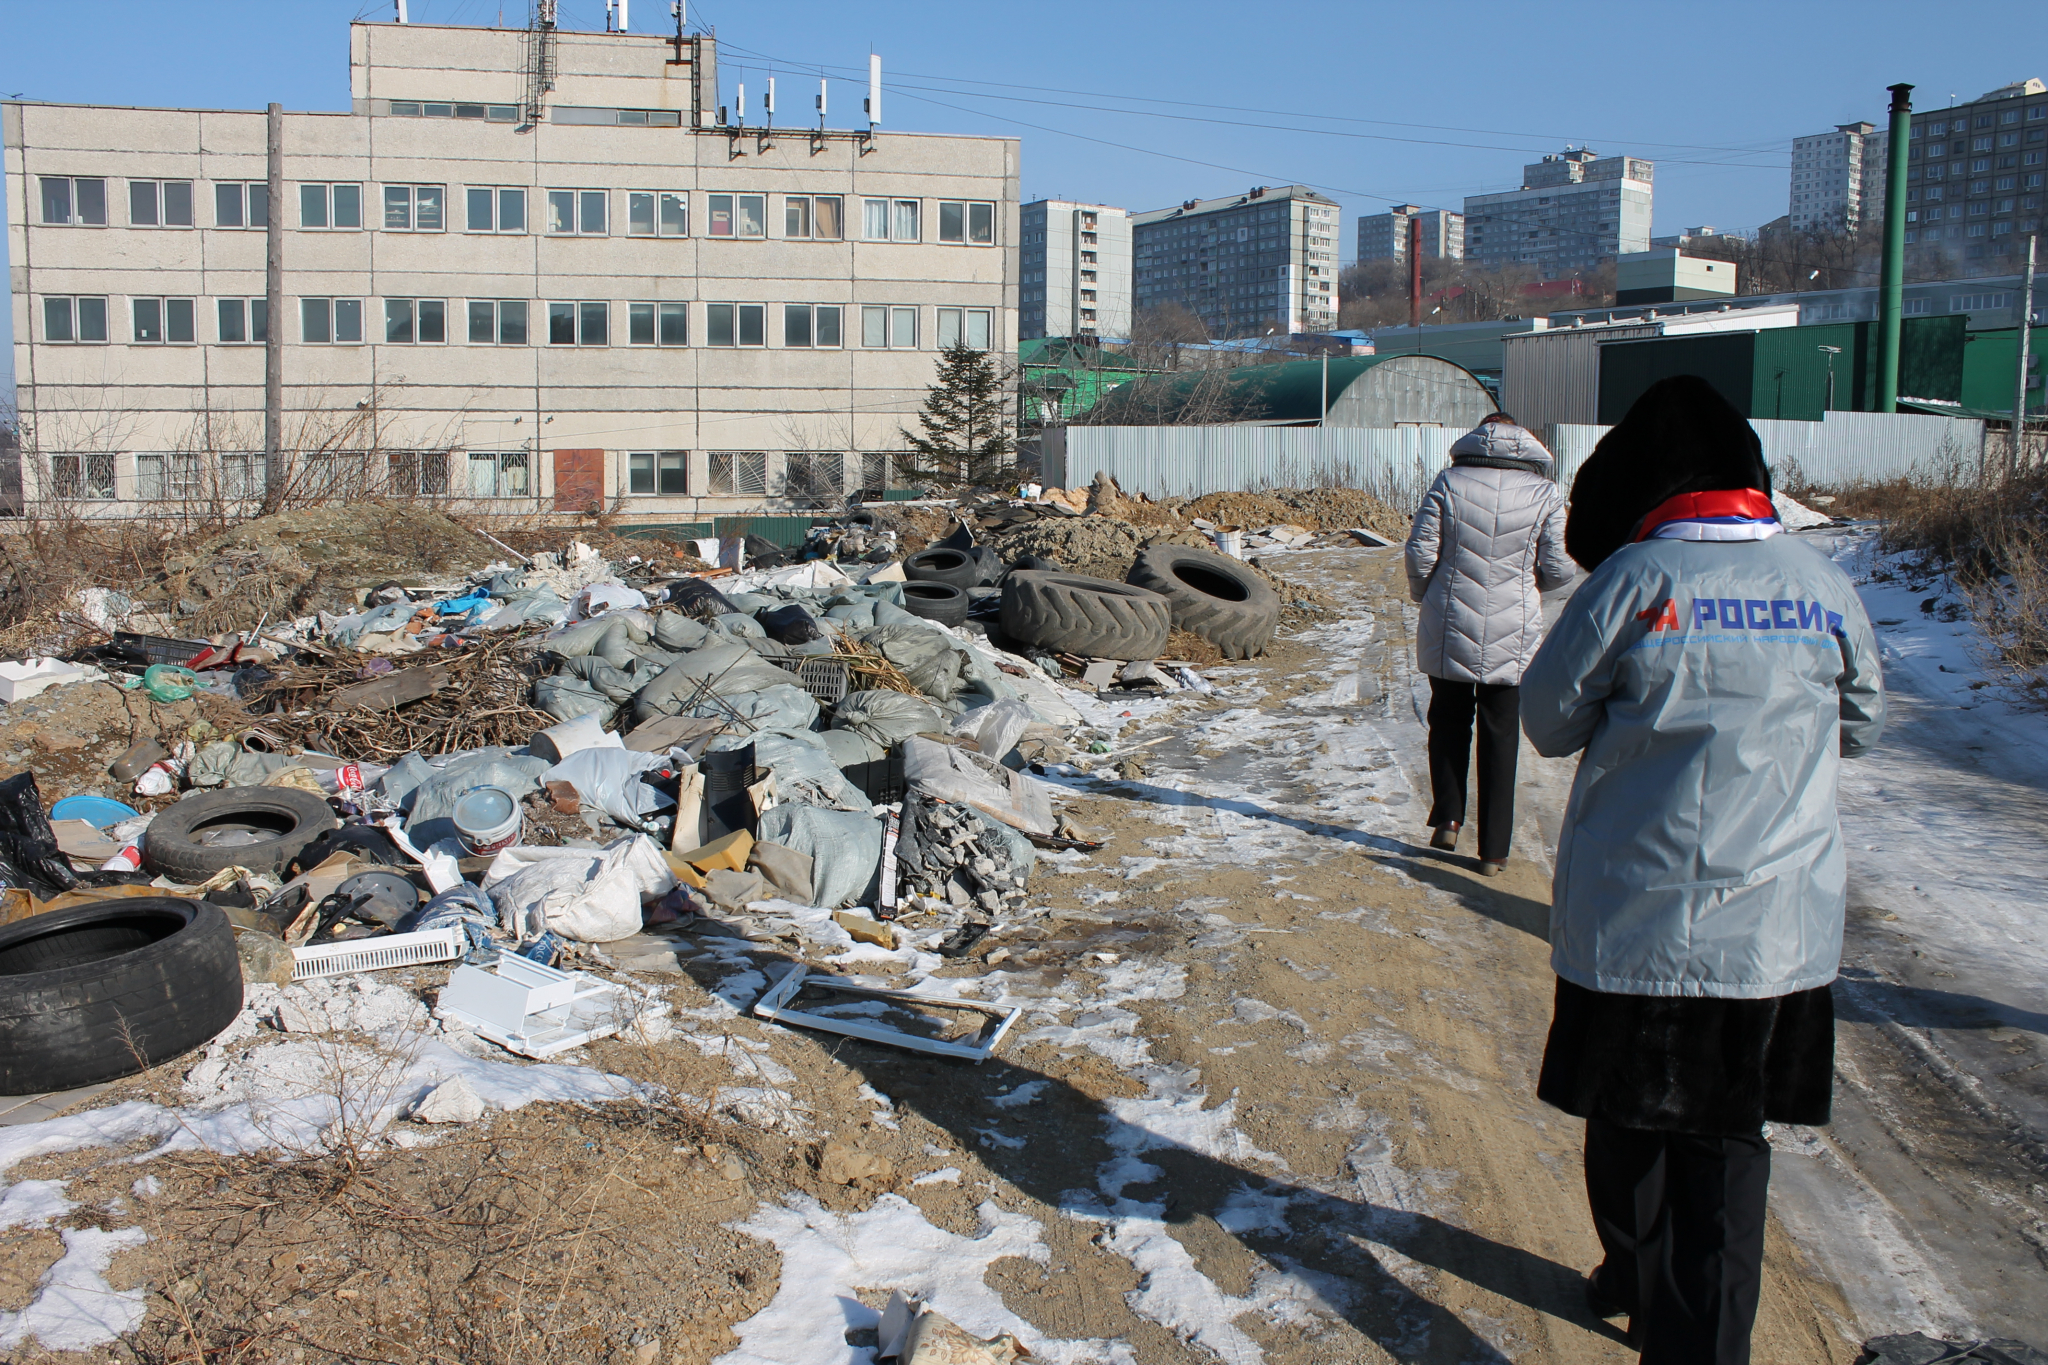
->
xmin=465 ymin=187 xmax=527 ymax=233
xmin=628 ymin=451 xmax=689 ymax=496
xmin=659 ymin=301 xmax=688 ymax=346
xmin=892 ymin=305 xmax=917 ymax=348
xmin=863 ymin=198 xmax=891 ymax=241
xmin=708 ymin=452 xmax=768 ymax=497
xmin=300 ymin=298 xmax=363 ymax=344
xmin=858 ymin=452 xmax=893 ymax=497
xmin=386 ymin=451 xmax=450 ymax=497
xmin=42 ymin=296 xmax=109 ymax=344
xmin=892 ymin=199 xmax=920 ymax=242
xmin=135 ymin=452 xmax=202 ymax=502
xmin=299 ymin=183 xmax=362 ymax=230
xmin=784 ymin=452 xmax=844 ymax=504
xmin=705 ymin=193 xmax=766 ymax=238
xmin=384 ymin=298 xmax=446 ymax=344
xmin=49 ymin=453 xmax=117 ymax=501
xmin=215 ymin=182 xmax=267 ymax=229
xmin=216 ymin=298 xmax=268 ymax=343
xmin=546 ymin=189 xmax=607 ymax=235
xmin=936 ymin=200 xmax=996 ymax=244
xmin=547 ymin=301 xmax=609 ymax=345
xmin=128 ymin=180 xmax=193 ymax=227
xmin=936 ymin=307 xmax=994 ymax=350
xmin=467 ymin=451 xmax=531 ymax=498
xmin=132 ymin=297 xmax=195 ymax=344
xmin=383 ymin=185 xmax=443 ymax=232
xmin=40 ymin=176 xmax=107 ymax=225
xmin=628 ymin=191 xmax=686 ymax=237
xmin=467 ymin=300 xmax=528 ymax=345
xmin=704 ymin=303 xmax=766 ymax=347
xmin=782 ymin=304 xmax=842 ymax=348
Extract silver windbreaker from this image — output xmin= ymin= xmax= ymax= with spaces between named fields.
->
xmin=1405 ymin=423 xmax=1574 ymax=685
xmin=1521 ymin=533 xmax=1886 ymax=999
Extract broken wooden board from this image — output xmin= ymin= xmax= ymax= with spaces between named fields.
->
xmin=324 ymin=664 xmax=453 ymax=713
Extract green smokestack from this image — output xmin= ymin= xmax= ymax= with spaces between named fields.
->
xmin=1877 ymin=82 xmax=1914 ymax=413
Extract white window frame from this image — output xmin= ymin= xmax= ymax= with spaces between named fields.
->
xmin=935 ymin=307 xmax=994 ymax=351
xmin=387 ymin=451 xmax=451 ymax=497
xmin=627 ymin=301 xmax=691 ymax=346
xmin=627 ymin=451 xmax=690 ymax=496
xmin=467 ymin=300 xmax=530 ymax=346
xmin=384 ymin=298 xmax=448 ymax=345
xmin=466 ymin=450 xmax=532 ymax=499
xmin=708 ymin=452 xmax=768 ymax=497
xmin=705 ymin=302 xmax=767 ymax=348
xmin=626 ymin=191 xmax=688 ymax=237
xmin=135 ymin=452 xmax=202 ymax=501
xmin=215 ymin=298 xmax=269 ymax=345
xmin=860 ymin=304 xmax=919 ymax=349
xmin=300 ymin=297 xmax=365 ymax=345
xmin=383 ymin=184 xmax=446 ymax=233
xmin=128 ymin=179 xmax=194 ymax=228
xmin=215 ymin=182 xmax=269 ymax=230
xmin=299 ymin=182 xmax=364 ymax=231
xmin=546 ymin=189 xmax=609 ymax=236
xmin=547 ymin=300 xmax=611 ymax=346
xmin=781 ymin=304 xmax=843 ymax=349
xmin=132 ymin=297 xmax=197 ymax=345
xmin=464 ymin=186 xmax=528 ymax=234
xmin=784 ymin=194 xmax=845 ymax=240
xmin=39 ymin=176 xmax=108 ymax=226
xmin=705 ymin=193 xmax=767 ymax=239
xmin=42 ymin=296 xmax=109 ymax=344
xmin=936 ymin=199 xmax=996 ymax=245
xmin=48 ymin=453 xmax=117 ymax=501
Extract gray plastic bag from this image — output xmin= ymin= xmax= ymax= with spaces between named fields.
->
xmin=833 ymin=689 xmax=943 ymax=749
xmin=754 ymin=804 xmax=886 ymax=908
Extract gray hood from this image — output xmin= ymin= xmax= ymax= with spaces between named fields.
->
xmin=1449 ymin=422 xmax=1554 ymax=475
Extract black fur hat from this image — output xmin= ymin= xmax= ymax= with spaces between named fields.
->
xmin=1564 ymin=375 xmax=1772 ymax=571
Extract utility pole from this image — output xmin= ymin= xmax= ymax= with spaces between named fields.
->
xmin=1876 ymin=82 xmax=1914 ymax=412
xmin=2014 ymin=232 xmax=2037 ymax=477
xmin=263 ymin=102 xmax=284 ymax=510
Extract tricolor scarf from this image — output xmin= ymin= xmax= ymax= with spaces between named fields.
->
xmin=1631 ymin=488 xmax=1780 ymax=544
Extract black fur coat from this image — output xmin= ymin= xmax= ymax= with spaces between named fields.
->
xmin=1537 ymin=977 xmax=1835 ymax=1137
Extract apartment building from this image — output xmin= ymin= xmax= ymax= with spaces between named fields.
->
xmin=1355 ymin=205 xmax=1464 ymax=264
xmin=1463 ymin=148 xmax=1654 ymax=275
xmin=1019 ymin=200 xmax=1131 ymax=341
xmin=1788 ymin=122 xmax=1887 ymax=235
xmin=5 ymin=18 xmax=1019 ymax=520
xmin=1901 ymin=78 xmax=2047 ymax=279
xmin=1130 ymin=186 xmax=1339 ymax=338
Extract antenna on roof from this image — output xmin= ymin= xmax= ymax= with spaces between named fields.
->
xmin=816 ymin=76 xmax=827 ymax=129
xmin=736 ymin=80 xmax=746 ymax=127
xmin=394 ymin=0 xmax=408 ymax=20
xmin=765 ymin=76 xmax=775 ymax=129
xmin=861 ymin=52 xmax=880 ymax=153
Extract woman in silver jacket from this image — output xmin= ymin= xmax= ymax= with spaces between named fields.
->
xmin=1521 ymin=377 xmax=1884 ymax=1365
xmin=1404 ymin=414 xmax=1573 ymax=874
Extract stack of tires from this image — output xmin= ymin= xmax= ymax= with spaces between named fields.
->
xmin=994 ymin=543 xmax=1280 ymax=661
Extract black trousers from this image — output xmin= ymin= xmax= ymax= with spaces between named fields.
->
xmin=1424 ymin=677 xmax=1519 ymax=860
xmin=1585 ymin=1118 xmax=1772 ymax=1365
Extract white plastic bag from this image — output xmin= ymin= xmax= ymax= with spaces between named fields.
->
xmin=482 ymin=834 xmax=676 ymax=943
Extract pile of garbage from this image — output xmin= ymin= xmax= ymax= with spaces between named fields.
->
xmin=0 ymin=486 xmax=1330 ymax=1093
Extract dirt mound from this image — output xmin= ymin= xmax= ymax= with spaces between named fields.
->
xmin=1181 ymin=488 xmax=1409 ymax=541
xmin=140 ymin=505 xmax=507 ymax=632
xmin=987 ymin=517 xmax=1209 ymax=582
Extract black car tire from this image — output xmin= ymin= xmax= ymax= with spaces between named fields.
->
xmin=904 ymin=547 xmax=981 ymax=590
xmin=144 ymin=788 xmax=339 ymax=884
xmin=901 ymin=581 xmax=970 ymax=628
xmin=1000 ymin=571 xmax=1171 ymax=660
xmin=1011 ymin=554 xmax=1061 ymax=575
xmin=1126 ymin=544 xmax=1282 ymax=659
xmin=0 ymin=897 xmax=243 ymax=1093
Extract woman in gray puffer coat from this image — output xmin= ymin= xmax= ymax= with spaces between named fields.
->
xmin=1403 ymin=415 xmax=1572 ymax=873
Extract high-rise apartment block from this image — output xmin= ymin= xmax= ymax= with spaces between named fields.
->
xmin=1131 ymin=185 xmax=1339 ymax=337
xmin=1355 ymin=205 xmax=1464 ymax=264
xmin=5 ymin=18 xmax=1018 ymax=519
xmin=1463 ymin=149 xmax=1653 ymax=274
xmin=1788 ymin=122 xmax=1887 ymax=234
xmin=1901 ymin=78 xmax=2047 ymax=277
xmin=1019 ymin=200 xmax=1131 ymax=340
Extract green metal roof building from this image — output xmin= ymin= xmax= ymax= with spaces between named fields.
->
xmin=1082 ymin=352 xmax=1496 ymax=428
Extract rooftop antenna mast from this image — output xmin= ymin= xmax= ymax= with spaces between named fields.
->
xmin=523 ymin=0 xmax=558 ymax=128
xmin=861 ymin=52 xmax=880 ymax=154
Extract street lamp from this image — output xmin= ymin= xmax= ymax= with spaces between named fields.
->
xmin=1818 ymin=345 xmax=1843 ymax=412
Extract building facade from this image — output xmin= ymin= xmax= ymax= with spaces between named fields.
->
xmin=1463 ymin=148 xmax=1653 ymax=275
xmin=1131 ymin=186 xmax=1339 ymax=338
xmin=5 ymin=19 xmax=1019 ymax=521
xmin=1355 ymin=205 xmax=1464 ymax=264
xmin=1901 ymin=78 xmax=2047 ymax=279
xmin=1614 ymin=249 xmax=1736 ymax=305
xmin=1788 ymin=122 xmax=1888 ymax=235
xmin=1019 ymin=200 xmax=1131 ymax=341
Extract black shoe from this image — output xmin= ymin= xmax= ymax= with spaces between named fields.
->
xmin=1429 ymin=823 xmax=1459 ymax=851
xmin=1584 ymin=1266 xmax=1635 ymax=1321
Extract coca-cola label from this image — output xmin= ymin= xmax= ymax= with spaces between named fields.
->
xmin=337 ymin=765 xmax=364 ymax=791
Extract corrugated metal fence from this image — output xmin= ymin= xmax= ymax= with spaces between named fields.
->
xmin=1547 ymin=410 xmax=1986 ymax=494
xmin=1047 ymin=425 xmax=1458 ymax=510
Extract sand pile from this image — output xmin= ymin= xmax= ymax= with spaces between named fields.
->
xmin=1180 ymin=489 xmax=1409 ymax=541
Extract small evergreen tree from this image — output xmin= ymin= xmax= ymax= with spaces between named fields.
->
xmin=900 ymin=341 xmax=1016 ymax=489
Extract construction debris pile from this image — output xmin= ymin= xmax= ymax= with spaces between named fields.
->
xmin=0 ymin=477 xmax=1388 ymax=1098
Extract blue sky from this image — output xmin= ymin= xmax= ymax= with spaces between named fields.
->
xmin=3 ymin=0 xmax=2042 ymax=392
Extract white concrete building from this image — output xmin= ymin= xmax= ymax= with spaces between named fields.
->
xmin=1355 ymin=205 xmax=1463 ymax=264
xmin=1131 ymin=186 xmax=1339 ymax=338
xmin=1019 ymin=200 xmax=1130 ymax=341
xmin=1463 ymin=148 xmax=1653 ymax=275
xmin=4 ymin=18 xmax=1019 ymax=523
xmin=1789 ymin=121 xmax=1887 ymax=235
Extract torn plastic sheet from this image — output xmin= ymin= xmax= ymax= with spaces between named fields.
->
xmin=752 ymin=967 xmax=1022 ymax=1063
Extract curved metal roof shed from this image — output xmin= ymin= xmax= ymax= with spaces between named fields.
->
xmin=1085 ymin=353 xmax=1495 ymax=429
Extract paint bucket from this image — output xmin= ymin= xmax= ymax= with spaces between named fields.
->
xmin=451 ymin=785 xmax=522 ymax=856
xmin=1211 ymin=529 xmax=1245 ymax=560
